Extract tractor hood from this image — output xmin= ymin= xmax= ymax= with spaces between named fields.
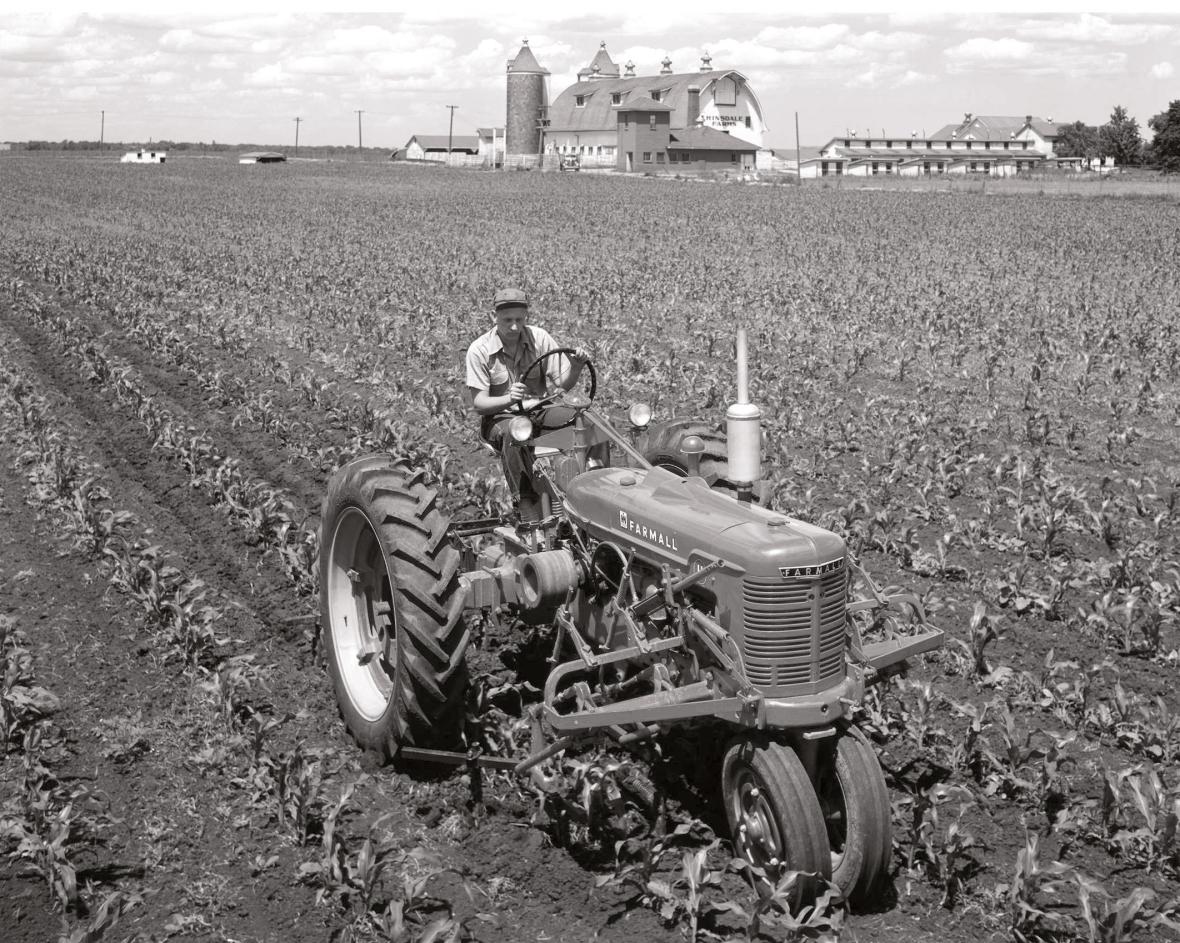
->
xmin=563 ymin=467 xmax=845 ymax=580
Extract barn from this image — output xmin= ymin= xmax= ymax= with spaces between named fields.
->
xmin=507 ymin=41 xmax=769 ymax=172
xmin=403 ymin=135 xmax=481 ymax=161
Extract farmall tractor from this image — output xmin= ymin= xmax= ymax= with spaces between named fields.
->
xmin=319 ymin=330 xmax=944 ymax=909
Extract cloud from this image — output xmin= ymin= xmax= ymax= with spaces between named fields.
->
xmin=945 ymin=37 xmax=1035 ymax=65
xmin=1151 ymin=61 xmax=1174 ymax=79
xmin=1012 ymin=14 xmax=1175 ymax=45
xmin=754 ymin=24 xmax=851 ymax=50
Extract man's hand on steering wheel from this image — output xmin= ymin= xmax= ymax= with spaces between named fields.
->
xmin=515 ymin=348 xmax=598 ymax=424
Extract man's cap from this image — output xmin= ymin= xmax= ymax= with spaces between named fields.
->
xmin=493 ymin=287 xmax=529 ymax=310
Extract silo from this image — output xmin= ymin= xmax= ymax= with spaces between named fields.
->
xmin=506 ymin=40 xmax=549 ymax=157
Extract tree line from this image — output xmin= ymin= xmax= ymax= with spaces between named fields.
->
xmin=1054 ymin=101 xmax=1180 ymax=171
xmin=9 ymin=101 xmax=1180 ymax=172
xmin=12 ymin=140 xmax=393 ymax=160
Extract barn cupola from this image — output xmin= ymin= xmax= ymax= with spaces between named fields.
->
xmin=624 ymin=60 xmax=636 ymax=77
xmin=578 ymin=42 xmax=620 ymax=81
xmin=700 ymin=51 xmax=712 ymax=72
xmin=660 ymin=56 xmax=672 ymax=74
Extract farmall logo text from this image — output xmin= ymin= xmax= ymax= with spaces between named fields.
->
xmin=779 ymin=558 xmax=844 ymax=579
xmin=618 ymin=511 xmax=679 ymax=551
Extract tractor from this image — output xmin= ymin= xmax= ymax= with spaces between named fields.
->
xmin=318 ymin=330 xmax=944 ymax=909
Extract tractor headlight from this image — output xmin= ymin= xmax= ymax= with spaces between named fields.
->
xmin=628 ymin=403 xmax=652 ymax=428
xmin=508 ymin=416 xmax=534 ymax=443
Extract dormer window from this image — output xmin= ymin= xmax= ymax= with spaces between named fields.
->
xmin=650 ymin=89 xmax=662 ymax=102
xmin=611 ymin=92 xmax=621 ymax=105
xmin=575 ymin=95 xmax=586 ymax=107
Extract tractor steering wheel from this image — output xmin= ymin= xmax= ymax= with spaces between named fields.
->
xmin=516 ymin=348 xmax=597 ymax=427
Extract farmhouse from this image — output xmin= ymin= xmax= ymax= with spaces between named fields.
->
xmin=804 ymin=113 xmax=1116 ymax=178
xmin=507 ymin=41 xmax=769 ymax=172
xmin=121 ymin=148 xmax=166 ymax=164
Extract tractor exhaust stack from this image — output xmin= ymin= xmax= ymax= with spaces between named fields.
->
xmin=726 ymin=328 xmax=762 ymax=499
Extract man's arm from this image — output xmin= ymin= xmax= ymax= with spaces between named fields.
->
xmin=470 ymin=384 xmax=529 ymax=416
xmin=531 ymin=328 xmax=590 ymax=392
xmin=555 ymin=347 xmax=591 ymax=391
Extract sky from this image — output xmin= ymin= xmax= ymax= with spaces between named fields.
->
xmin=0 ymin=4 xmax=1177 ymax=149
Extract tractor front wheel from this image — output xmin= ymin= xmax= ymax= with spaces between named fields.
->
xmin=319 ymin=455 xmax=469 ymax=760
xmin=814 ymin=727 xmax=893 ymax=908
xmin=721 ymin=736 xmax=831 ymax=910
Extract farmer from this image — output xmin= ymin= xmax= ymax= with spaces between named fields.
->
xmin=466 ymin=287 xmax=589 ymax=523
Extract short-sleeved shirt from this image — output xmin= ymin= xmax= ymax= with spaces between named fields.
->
xmin=466 ymin=324 xmax=562 ymax=401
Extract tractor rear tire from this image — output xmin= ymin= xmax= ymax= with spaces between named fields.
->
xmin=815 ymin=727 xmax=893 ymax=908
xmin=722 ymin=736 xmax=831 ymax=910
xmin=319 ymin=454 xmax=469 ymax=760
xmin=640 ymin=420 xmax=734 ymax=489
xmin=640 ymin=420 xmax=769 ymax=504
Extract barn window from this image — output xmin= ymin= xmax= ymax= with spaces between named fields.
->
xmin=650 ymin=90 xmax=662 ymax=102
xmin=576 ymin=95 xmax=585 ymax=107
xmin=715 ymin=76 xmax=737 ymax=106
xmin=745 ymin=116 xmax=752 ymax=128
xmin=656 ymin=152 xmax=665 ymax=163
xmin=611 ymin=92 xmax=622 ymax=105
xmin=649 ymin=114 xmax=657 ymax=129
xmin=642 ymin=151 xmax=652 ymax=163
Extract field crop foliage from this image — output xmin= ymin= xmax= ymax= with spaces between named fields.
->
xmin=1 ymin=156 xmax=1179 ymax=942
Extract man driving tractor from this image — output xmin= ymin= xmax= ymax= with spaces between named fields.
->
xmin=465 ymin=287 xmax=590 ymax=523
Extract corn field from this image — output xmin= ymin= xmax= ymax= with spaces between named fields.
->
xmin=0 ymin=155 xmax=1178 ymax=943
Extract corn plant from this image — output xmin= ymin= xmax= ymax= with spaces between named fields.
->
xmin=1001 ymin=831 xmax=1076 ymax=943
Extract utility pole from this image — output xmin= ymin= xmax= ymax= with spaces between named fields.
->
xmin=100 ymin=109 xmax=105 ymax=151
xmin=795 ymin=111 xmax=802 ymax=184
xmin=356 ymin=110 xmax=364 ymax=151
xmin=447 ymin=104 xmax=458 ymax=161
xmin=293 ymin=116 xmax=301 ymax=157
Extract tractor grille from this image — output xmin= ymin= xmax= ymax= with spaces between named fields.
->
xmin=741 ymin=564 xmax=847 ymax=688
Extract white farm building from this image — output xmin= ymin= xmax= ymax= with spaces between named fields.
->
xmin=800 ymin=114 xmax=1116 ymax=179
xmin=121 ymin=148 xmax=166 ymax=164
